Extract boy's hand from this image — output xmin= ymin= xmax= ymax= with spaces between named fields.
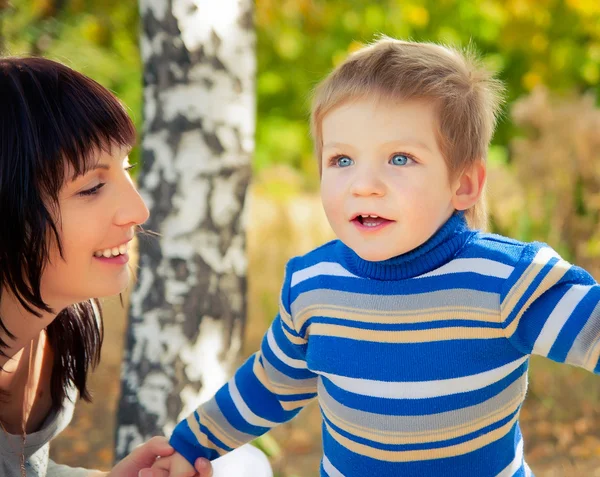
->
xmin=145 ymin=451 xmax=209 ymax=477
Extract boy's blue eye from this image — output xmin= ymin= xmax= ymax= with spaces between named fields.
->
xmin=336 ymin=156 xmax=354 ymax=167
xmin=390 ymin=154 xmax=412 ymax=166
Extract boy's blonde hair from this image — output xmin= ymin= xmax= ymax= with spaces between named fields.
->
xmin=311 ymin=37 xmax=505 ymax=230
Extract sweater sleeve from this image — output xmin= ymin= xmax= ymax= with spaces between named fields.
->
xmin=169 ymin=258 xmax=319 ymax=465
xmin=500 ymin=242 xmax=600 ymax=374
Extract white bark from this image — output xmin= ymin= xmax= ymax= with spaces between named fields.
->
xmin=115 ymin=0 xmax=255 ymax=458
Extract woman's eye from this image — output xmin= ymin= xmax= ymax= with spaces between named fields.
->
xmin=124 ymin=162 xmax=137 ymax=173
xmin=335 ymin=156 xmax=354 ymax=167
xmin=390 ymin=154 xmax=414 ymax=166
xmin=79 ymin=182 xmax=106 ymax=197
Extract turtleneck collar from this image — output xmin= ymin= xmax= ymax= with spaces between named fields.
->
xmin=336 ymin=212 xmax=475 ymax=280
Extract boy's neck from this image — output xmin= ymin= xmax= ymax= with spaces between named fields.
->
xmin=338 ymin=212 xmax=473 ymax=280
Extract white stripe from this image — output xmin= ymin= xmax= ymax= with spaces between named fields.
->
xmin=496 ymin=435 xmax=524 ymax=477
xmin=532 ymin=285 xmax=591 ymax=357
xmin=534 ymin=246 xmax=561 ymax=264
xmin=418 ymin=258 xmax=514 ymax=279
xmin=524 ymin=462 xmax=533 ymax=477
xmin=228 ymin=377 xmax=279 ymax=428
xmin=320 ymin=356 xmax=528 ymax=399
xmin=322 ymin=455 xmax=345 ymax=477
xmin=266 ymin=327 xmax=307 ymax=369
xmin=291 ymin=262 xmax=358 ymax=287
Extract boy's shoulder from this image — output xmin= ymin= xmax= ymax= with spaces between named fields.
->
xmin=287 ymin=239 xmax=344 ymax=271
xmin=462 ymin=231 xmax=550 ymax=268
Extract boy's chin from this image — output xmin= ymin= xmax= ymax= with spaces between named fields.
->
xmin=353 ymin=247 xmax=400 ymax=263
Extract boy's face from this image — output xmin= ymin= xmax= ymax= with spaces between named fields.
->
xmin=320 ymin=97 xmax=459 ymax=262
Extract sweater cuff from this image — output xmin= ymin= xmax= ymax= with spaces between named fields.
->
xmin=169 ymin=423 xmax=215 ymax=465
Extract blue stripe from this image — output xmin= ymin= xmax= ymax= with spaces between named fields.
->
xmin=320 ymin=421 xmax=520 ymax=477
xmin=215 ymin=385 xmax=271 ymax=437
xmin=232 ymin=358 xmax=298 ymax=423
xmin=299 ymin=317 xmax=503 ymax=336
xmin=264 ymin=321 xmax=314 ymax=379
xmin=547 ymin=287 xmax=600 ymax=362
xmin=307 ymin=337 xmax=524 ymax=381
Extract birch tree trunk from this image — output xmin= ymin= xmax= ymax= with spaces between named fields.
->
xmin=115 ymin=0 xmax=255 ymax=459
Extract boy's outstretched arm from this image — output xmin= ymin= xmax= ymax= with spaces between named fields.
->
xmin=169 ymin=259 xmax=319 ymax=465
xmin=501 ymin=242 xmax=600 ymax=373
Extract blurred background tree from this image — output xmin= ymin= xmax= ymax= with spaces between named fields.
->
xmin=2 ymin=0 xmax=600 ymax=476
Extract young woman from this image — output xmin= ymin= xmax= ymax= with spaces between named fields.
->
xmin=0 ymin=57 xmax=212 ymax=477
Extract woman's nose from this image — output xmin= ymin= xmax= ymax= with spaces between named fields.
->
xmin=115 ymin=181 xmax=150 ymax=226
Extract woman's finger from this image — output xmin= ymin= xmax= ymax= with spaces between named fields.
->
xmin=138 ymin=469 xmax=169 ymax=477
xmin=135 ymin=436 xmax=175 ymax=457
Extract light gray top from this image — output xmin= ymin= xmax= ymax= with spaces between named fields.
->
xmin=0 ymin=389 xmax=98 ymax=477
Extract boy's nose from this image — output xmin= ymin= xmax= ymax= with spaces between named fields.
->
xmin=350 ymin=170 xmax=386 ymax=197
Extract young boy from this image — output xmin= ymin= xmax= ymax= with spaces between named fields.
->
xmin=152 ymin=38 xmax=600 ymax=476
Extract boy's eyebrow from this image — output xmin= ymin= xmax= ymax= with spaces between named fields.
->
xmin=381 ymin=139 xmax=433 ymax=153
xmin=323 ymin=140 xmax=434 ymax=153
xmin=322 ymin=141 xmax=354 ymax=150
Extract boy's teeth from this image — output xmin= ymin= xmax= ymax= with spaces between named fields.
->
xmin=362 ymin=216 xmax=385 ymax=227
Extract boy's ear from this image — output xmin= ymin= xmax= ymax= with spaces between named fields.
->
xmin=451 ymin=160 xmax=486 ymax=211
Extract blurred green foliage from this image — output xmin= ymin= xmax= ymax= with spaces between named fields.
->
xmin=2 ymin=0 xmax=599 ymax=188
xmin=1 ymin=0 xmax=142 ymax=164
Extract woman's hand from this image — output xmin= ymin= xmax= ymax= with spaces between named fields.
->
xmin=105 ymin=436 xmax=174 ymax=477
xmin=104 ymin=435 xmax=213 ymax=477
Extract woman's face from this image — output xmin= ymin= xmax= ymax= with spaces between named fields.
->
xmin=41 ymin=145 xmax=149 ymax=308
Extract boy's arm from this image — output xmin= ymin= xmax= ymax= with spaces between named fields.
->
xmin=500 ymin=242 xmax=600 ymax=373
xmin=169 ymin=259 xmax=318 ymax=465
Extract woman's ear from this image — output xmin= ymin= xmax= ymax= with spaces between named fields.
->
xmin=451 ymin=160 xmax=486 ymax=211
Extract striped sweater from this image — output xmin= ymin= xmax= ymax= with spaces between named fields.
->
xmin=170 ymin=213 xmax=600 ymax=476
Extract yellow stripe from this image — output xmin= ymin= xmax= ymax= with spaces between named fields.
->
xmin=324 ymin=412 xmax=519 ymax=462
xmin=504 ymin=262 xmax=569 ymax=337
xmin=502 ymin=251 xmax=567 ymax=317
xmin=502 ymin=257 xmax=542 ymax=313
xmin=295 ymin=305 xmax=498 ymax=330
xmin=307 ymin=323 xmax=502 ymax=343
xmin=199 ymin=408 xmax=246 ymax=448
xmin=252 ymin=354 xmax=315 ymax=395
xmin=319 ymin=390 xmax=523 ymax=445
xmin=279 ymin=299 xmax=295 ymax=331
xmin=185 ymin=413 xmax=228 ymax=456
xmin=281 ymin=396 xmax=315 ymax=411
xmin=281 ymin=324 xmax=307 ymax=345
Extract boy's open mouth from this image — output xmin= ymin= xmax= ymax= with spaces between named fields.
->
xmin=352 ymin=214 xmax=394 ymax=228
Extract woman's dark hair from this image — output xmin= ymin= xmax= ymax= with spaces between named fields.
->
xmin=0 ymin=57 xmax=137 ymax=406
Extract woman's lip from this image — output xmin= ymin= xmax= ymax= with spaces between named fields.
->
xmin=100 ymin=238 xmax=133 ymax=250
